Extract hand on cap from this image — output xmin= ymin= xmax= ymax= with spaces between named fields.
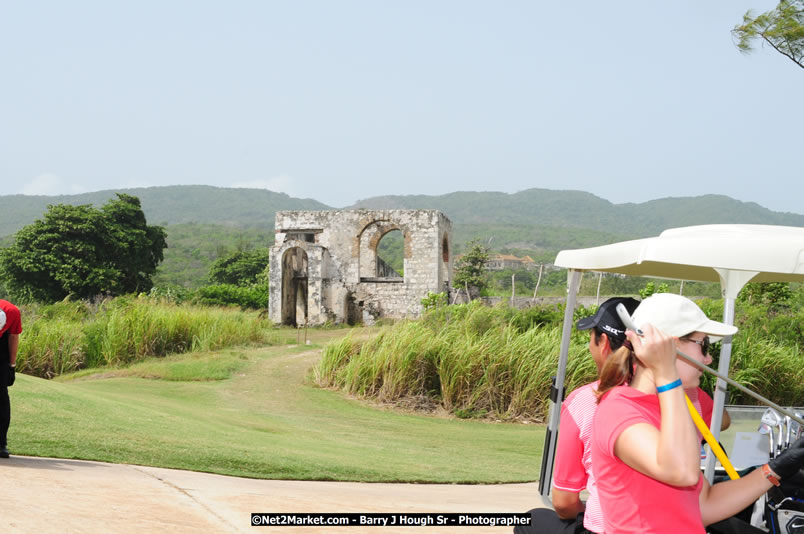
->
xmin=626 ymin=324 xmax=679 ymax=382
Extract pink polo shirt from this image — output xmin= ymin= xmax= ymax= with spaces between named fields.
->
xmin=592 ymin=386 xmax=705 ymax=534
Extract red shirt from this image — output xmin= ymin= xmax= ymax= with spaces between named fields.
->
xmin=592 ymin=386 xmax=705 ymax=534
xmin=0 ymin=300 xmax=22 ymax=337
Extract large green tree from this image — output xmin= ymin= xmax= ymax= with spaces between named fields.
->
xmin=734 ymin=0 xmax=804 ymax=69
xmin=0 ymin=194 xmax=167 ymax=302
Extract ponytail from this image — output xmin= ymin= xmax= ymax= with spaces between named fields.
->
xmin=596 ymin=346 xmax=636 ymax=402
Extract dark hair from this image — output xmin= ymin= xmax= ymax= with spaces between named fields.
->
xmin=595 ymin=345 xmax=636 ymax=402
xmin=593 ymin=327 xmax=626 ymax=351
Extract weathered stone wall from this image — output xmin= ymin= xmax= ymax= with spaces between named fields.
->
xmin=268 ymin=210 xmax=453 ymax=325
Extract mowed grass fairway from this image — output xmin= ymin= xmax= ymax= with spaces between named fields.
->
xmin=9 ymin=328 xmax=544 ymax=483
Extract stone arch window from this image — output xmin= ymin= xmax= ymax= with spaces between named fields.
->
xmin=358 ymin=220 xmax=409 ymax=281
xmin=376 ymin=229 xmax=404 ymax=277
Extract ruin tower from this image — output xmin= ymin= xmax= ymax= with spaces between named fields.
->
xmin=268 ymin=210 xmax=453 ymax=325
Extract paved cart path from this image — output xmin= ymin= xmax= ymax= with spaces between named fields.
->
xmin=1 ymin=456 xmax=547 ymax=533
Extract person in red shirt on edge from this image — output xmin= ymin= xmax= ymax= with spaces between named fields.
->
xmin=0 ymin=299 xmax=22 ymax=459
xmin=592 ymin=294 xmax=804 ymax=533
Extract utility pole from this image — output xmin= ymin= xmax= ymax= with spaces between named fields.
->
xmin=532 ymin=264 xmax=544 ymax=304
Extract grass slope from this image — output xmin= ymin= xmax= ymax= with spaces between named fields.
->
xmin=10 ymin=329 xmax=542 ymax=483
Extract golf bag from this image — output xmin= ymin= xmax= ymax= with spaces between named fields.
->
xmin=766 ymin=473 xmax=804 ymax=534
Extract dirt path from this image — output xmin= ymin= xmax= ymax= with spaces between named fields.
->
xmin=1 ymin=456 xmax=547 ymax=533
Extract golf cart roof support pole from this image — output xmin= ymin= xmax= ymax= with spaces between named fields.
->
xmin=704 ymin=269 xmax=758 ymax=482
xmin=538 ymin=269 xmax=581 ymax=499
xmin=704 ymin=296 xmax=736 ymax=483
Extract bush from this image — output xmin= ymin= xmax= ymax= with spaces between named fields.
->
xmin=194 ymin=284 xmax=268 ymax=310
xmin=420 ymin=291 xmax=448 ymax=311
xmin=148 ymin=284 xmax=194 ymax=304
xmin=208 ymin=249 xmax=269 ymax=286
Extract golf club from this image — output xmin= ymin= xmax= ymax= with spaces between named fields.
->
xmin=759 ymin=423 xmax=774 ymax=459
xmin=785 ymin=415 xmax=792 ymax=450
xmin=762 ymin=409 xmax=781 ymax=458
xmin=615 ymin=304 xmax=804 ymax=427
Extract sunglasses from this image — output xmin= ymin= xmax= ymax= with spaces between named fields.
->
xmin=682 ymin=336 xmax=710 ymax=356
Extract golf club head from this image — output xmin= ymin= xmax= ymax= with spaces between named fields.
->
xmin=762 ymin=408 xmax=782 ymax=427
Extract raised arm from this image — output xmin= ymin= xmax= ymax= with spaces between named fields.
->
xmin=613 ymin=326 xmax=701 ymax=487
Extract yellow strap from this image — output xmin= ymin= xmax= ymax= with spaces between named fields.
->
xmin=685 ymin=394 xmax=739 ymax=480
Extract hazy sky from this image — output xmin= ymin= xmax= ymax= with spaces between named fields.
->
xmin=2 ymin=1 xmax=802 ymax=214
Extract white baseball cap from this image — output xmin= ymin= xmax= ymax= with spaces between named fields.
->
xmin=632 ymin=293 xmax=737 ymax=339
xmin=0 ymin=310 xmax=5 ymax=331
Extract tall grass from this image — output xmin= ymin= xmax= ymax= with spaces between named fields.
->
xmin=18 ymin=296 xmax=276 ymax=378
xmin=316 ymin=302 xmax=595 ymax=421
xmin=317 ymin=298 xmax=804 ymax=421
xmin=698 ymin=295 xmax=804 ymax=405
xmin=726 ymin=338 xmax=803 ymax=406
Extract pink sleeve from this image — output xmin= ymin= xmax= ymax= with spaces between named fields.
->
xmin=553 ymin=401 xmax=587 ymax=492
xmin=596 ymin=390 xmax=651 ymax=457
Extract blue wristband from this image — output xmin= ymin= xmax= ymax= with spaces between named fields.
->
xmin=656 ymin=378 xmax=682 ymax=393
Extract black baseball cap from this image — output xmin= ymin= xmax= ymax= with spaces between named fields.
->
xmin=576 ymin=297 xmax=640 ymax=342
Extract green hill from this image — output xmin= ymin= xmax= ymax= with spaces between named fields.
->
xmin=0 ymin=185 xmax=331 ymax=237
xmin=2 ymin=185 xmax=802 ymax=288
xmin=350 ymin=189 xmax=804 ymax=237
xmin=349 ymin=189 xmax=804 ymax=257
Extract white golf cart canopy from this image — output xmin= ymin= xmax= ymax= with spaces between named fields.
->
xmin=539 ymin=224 xmax=804 ymax=498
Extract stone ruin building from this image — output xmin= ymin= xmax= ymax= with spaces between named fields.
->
xmin=268 ymin=210 xmax=453 ymax=326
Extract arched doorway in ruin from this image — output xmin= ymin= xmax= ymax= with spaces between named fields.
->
xmin=281 ymin=247 xmax=308 ymax=326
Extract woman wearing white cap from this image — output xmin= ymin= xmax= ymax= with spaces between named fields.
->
xmin=591 ymin=293 xmax=804 ymax=533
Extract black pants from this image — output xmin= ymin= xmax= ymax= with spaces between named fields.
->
xmin=0 ymin=331 xmax=10 ymax=448
xmin=513 ymin=509 xmax=591 ymax=534
xmin=707 ymin=517 xmax=768 ymax=534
